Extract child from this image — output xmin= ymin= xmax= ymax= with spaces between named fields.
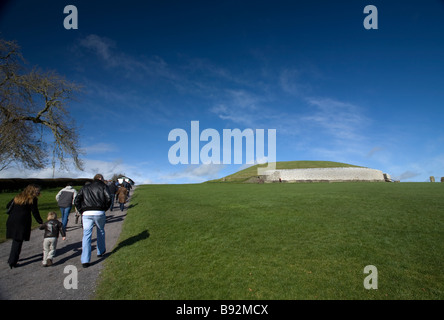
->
xmin=39 ymin=211 xmax=66 ymax=267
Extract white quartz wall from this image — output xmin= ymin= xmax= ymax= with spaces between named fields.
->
xmin=263 ymin=167 xmax=385 ymax=182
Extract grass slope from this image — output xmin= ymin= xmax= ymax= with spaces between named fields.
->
xmin=95 ymin=182 xmax=444 ymax=300
xmin=209 ymin=160 xmax=363 ymax=183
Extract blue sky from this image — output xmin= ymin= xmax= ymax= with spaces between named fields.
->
xmin=1 ymin=0 xmax=443 ymax=184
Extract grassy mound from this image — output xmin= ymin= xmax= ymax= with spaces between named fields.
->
xmin=209 ymin=160 xmax=363 ymax=183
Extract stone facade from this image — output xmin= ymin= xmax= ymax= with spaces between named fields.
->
xmin=262 ymin=167 xmax=386 ymax=183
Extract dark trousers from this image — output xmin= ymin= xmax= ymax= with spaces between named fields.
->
xmin=8 ymin=239 xmax=23 ymax=267
xmin=119 ymin=202 xmax=125 ymax=211
xmin=109 ymin=194 xmax=115 ymax=211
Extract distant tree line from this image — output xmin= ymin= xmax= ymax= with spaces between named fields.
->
xmin=0 ymin=178 xmax=92 ymax=193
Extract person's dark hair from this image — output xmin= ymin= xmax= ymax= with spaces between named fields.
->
xmin=93 ymin=174 xmax=104 ymax=181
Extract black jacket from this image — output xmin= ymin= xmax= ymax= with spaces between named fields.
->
xmin=108 ymin=182 xmax=118 ymax=194
xmin=74 ymin=179 xmax=112 ymax=214
xmin=39 ymin=219 xmax=66 ymax=238
xmin=6 ymin=198 xmax=43 ymax=241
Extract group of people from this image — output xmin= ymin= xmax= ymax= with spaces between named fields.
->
xmin=107 ymin=179 xmax=132 ymax=212
xmin=5 ymin=174 xmax=132 ymax=269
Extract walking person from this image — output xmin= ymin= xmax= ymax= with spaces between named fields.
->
xmin=123 ymin=179 xmax=132 ymax=199
xmin=55 ymin=182 xmax=77 ymax=232
xmin=39 ymin=211 xmax=66 ymax=267
xmin=74 ymin=174 xmax=111 ymax=268
xmin=107 ymin=180 xmax=118 ymax=211
xmin=5 ymin=184 xmax=44 ymax=269
xmin=115 ymin=184 xmax=128 ymax=211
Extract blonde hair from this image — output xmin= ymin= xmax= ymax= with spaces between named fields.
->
xmin=13 ymin=184 xmax=41 ymax=205
xmin=47 ymin=211 xmax=57 ymax=220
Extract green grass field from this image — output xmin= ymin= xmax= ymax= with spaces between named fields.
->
xmin=94 ymin=182 xmax=444 ymax=300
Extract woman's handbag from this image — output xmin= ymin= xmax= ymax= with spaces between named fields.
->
xmin=6 ymin=200 xmax=14 ymax=215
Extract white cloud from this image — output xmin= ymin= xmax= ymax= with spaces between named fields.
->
xmin=79 ymin=34 xmax=117 ymax=66
xmin=392 ymin=171 xmax=421 ymax=181
xmin=78 ymin=34 xmax=181 ymax=85
xmin=366 ymin=146 xmax=384 ymax=158
xmin=210 ymin=89 xmax=263 ymax=127
xmin=303 ymin=97 xmax=369 ymax=142
xmin=82 ymin=143 xmax=118 ymax=154
xmin=162 ymin=164 xmax=226 ymax=183
xmin=209 ymin=89 xmax=303 ymax=136
xmin=374 ymin=153 xmax=444 ymax=182
xmin=279 ymin=68 xmax=312 ymax=96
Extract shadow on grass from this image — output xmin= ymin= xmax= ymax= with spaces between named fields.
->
xmin=127 ymin=203 xmax=138 ymax=210
xmin=111 ymin=229 xmax=150 ymax=255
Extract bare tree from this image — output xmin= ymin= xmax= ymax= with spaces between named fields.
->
xmin=0 ymin=38 xmax=84 ymax=172
xmin=110 ymin=173 xmax=127 ymax=182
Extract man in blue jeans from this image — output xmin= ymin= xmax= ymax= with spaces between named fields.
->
xmin=74 ymin=174 xmax=111 ymax=268
xmin=55 ymin=183 xmax=77 ymax=232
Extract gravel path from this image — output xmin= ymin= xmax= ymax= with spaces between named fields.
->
xmin=0 ymin=188 xmax=133 ymax=300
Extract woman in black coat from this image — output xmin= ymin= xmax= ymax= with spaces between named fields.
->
xmin=6 ymin=184 xmax=43 ymax=268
